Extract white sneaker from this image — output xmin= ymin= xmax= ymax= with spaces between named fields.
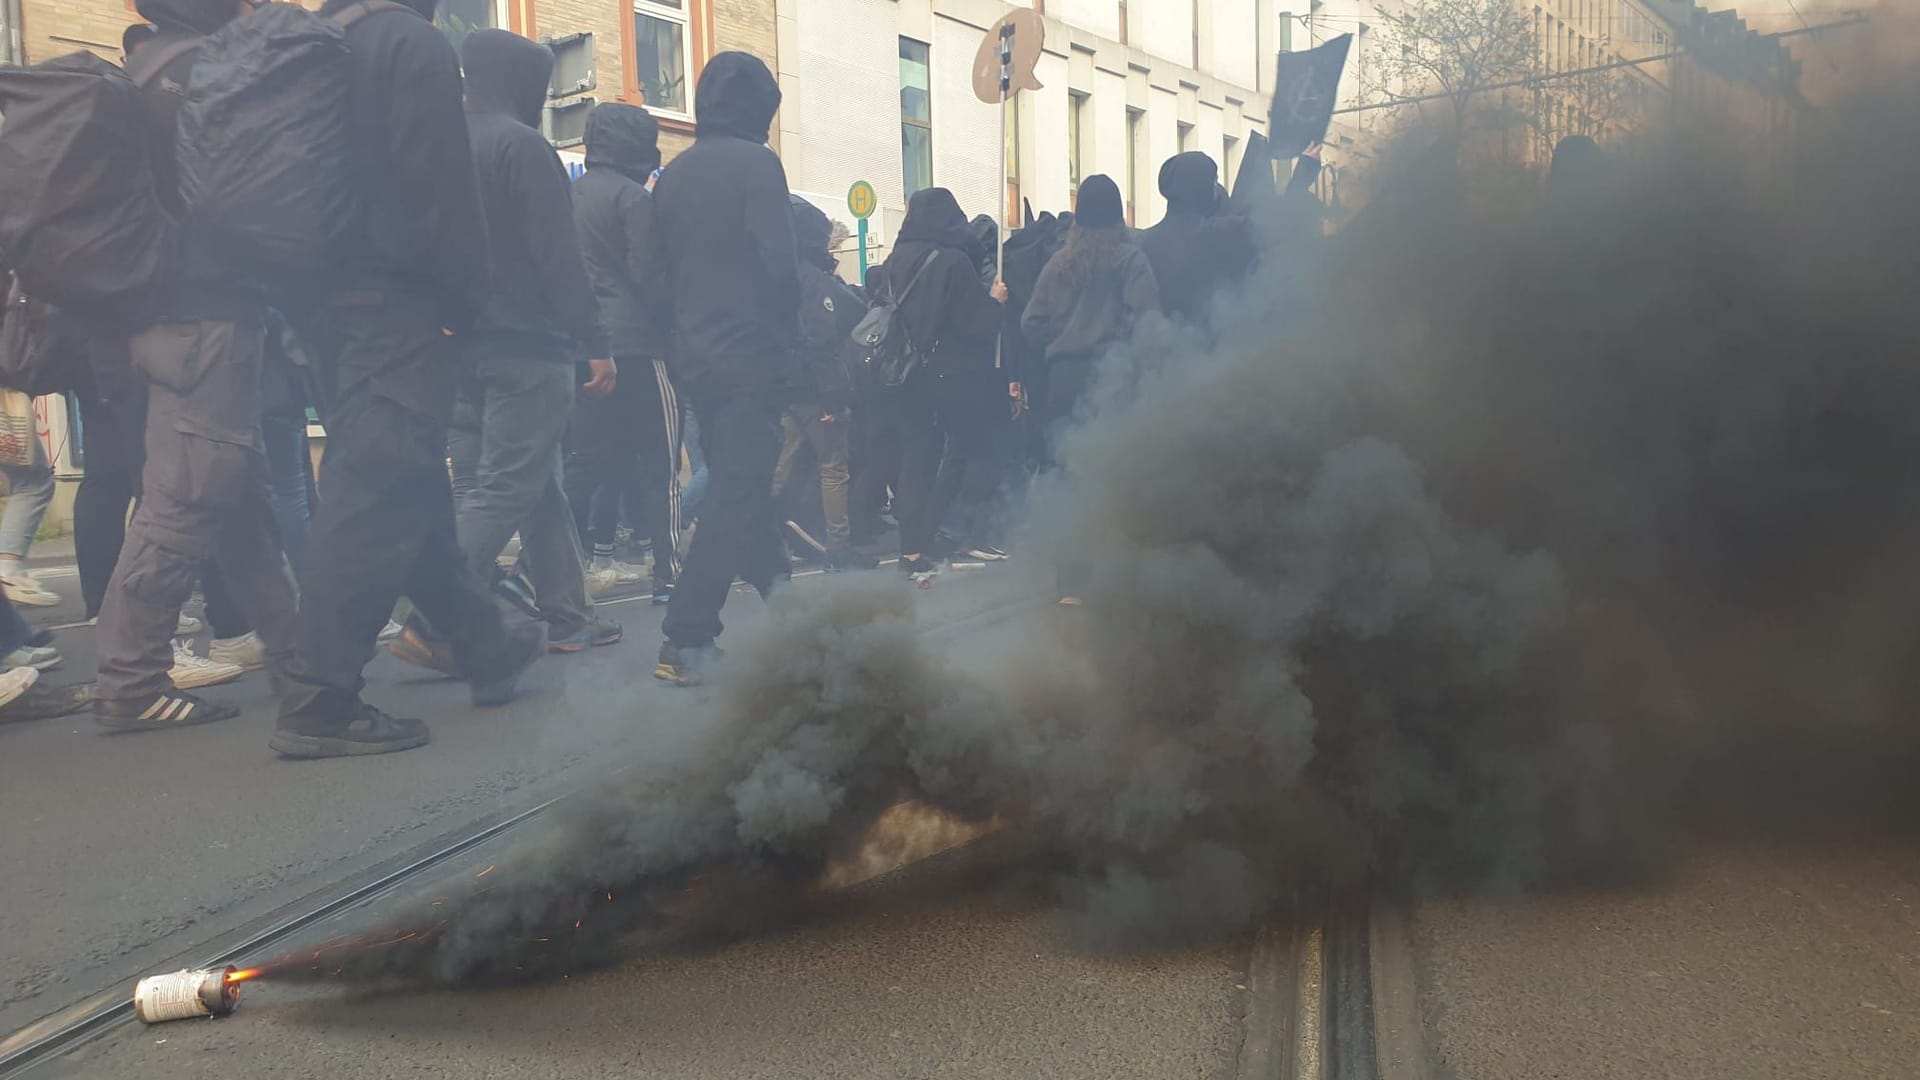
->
xmin=176 ymin=612 xmax=204 ymax=636
xmin=169 ymin=639 xmax=244 ymax=690
xmin=3 ymin=644 xmax=61 ymax=671
xmin=0 ymin=665 xmax=39 ymax=710
xmin=1 ymin=574 xmax=59 ymax=607
xmin=378 ymin=619 xmax=405 ymax=642
xmin=586 ymin=561 xmax=646 ymax=598
xmin=208 ymin=631 xmax=267 ymax=671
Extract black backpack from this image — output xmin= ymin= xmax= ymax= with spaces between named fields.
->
xmin=174 ymin=2 xmax=396 ymax=295
xmin=850 ymin=251 xmax=941 ymax=391
xmin=0 ymin=273 xmax=86 ymax=397
xmin=0 ymin=51 xmax=186 ymax=326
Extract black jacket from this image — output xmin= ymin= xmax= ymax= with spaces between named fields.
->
xmin=647 ymin=52 xmax=798 ymax=398
xmin=875 ymin=188 xmax=1002 ymax=378
xmin=461 ymin=30 xmax=606 ymax=362
xmin=790 ymin=196 xmax=861 ymax=413
xmin=1138 ymin=152 xmax=1255 ymax=329
xmin=573 ymin=103 xmax=661 ymax=361
xmin=129 ymin=0 xmax=257 ymax=320
xmin=315 ymin=0 xmax=487 ymax=333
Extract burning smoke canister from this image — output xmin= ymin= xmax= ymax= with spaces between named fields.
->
xmin=132 ymin=966 xmax=244 ymax=1023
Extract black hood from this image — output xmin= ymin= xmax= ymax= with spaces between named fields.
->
xmin=463 ymin=29 xmax=553 ymax=129
xmin=1158 ymin=151 xmax=1218 ymax=215
xmin=788 ymin=196 xmax=835 ymax=271
xmin=584 ymin=102 xmax=660 ymax=182
xmin=694 ymin=51 xmax=780 ymax=144
xmin=135 ymin=0 xmax=240 ymax=35
xmin=897 ymin=187 xmax=973 ymax=248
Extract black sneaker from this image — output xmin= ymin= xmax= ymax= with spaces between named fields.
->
xmin=270 ymin=702 xmax=430 ymax=759
xmin=95 ymin=689 xmax=238 ymax=733
xmin=966 ymin=542 xmax=1010 ymax=561
xmin=899 ymin=555 xmax=937 ymax=574
xmin=0 ymin=681 xmax=93 ymax=723
xmin=469 ymin=621 xmax=547 ymax=707
xmin=549 ymin=617 xmax=623 ymax=653
xmin=655 ymin=641 xmax=722 ymax=687
xmin=651 ymin=579 xmax=675 ymax=606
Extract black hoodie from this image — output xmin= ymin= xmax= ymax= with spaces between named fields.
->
xmin=876 ymin=187 xmax=1002 ymax=378
xmin=648 ymin=51 xmax=797 ymax=398
xmin=315 ymin=0 xmax=487 ymax=333
xmin=461 ymin=30 xmax=606 ymax=362
xmin=789 ymin=196 xmax=863 ymax=413
xmin=573 ymin=103 xmax=661 ymax=360
xmin=1137 ymin=151 xmax=1255 ymax=329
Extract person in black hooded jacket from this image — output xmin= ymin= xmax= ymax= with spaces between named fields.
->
xmin=89 ymin=0 xmax=303 ymax=735
xmin=279 ymin=0 xmax=542 ymax=758
xmin=407 ymin=28 xmax=615 ymax=666
xmin=650 ymin=51 xmax=797 ymax=686
xmin=772 ymin=195 xmax=868 ymax=569
xmin=1138 ymin=151 xmax=1256 ymax=331
xmin=566 ymin=102 xmax=683 ymax=603
xmin=874 ymin=187 xmax=1008 ymax=573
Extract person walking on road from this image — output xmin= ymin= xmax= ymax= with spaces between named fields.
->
xmin=1020 ymin=174 xmax=1160 ymax=604
xmin=772 ymin=196 xmax=869 ymax=571
xmin=275 ymin=0 xmax=544 ymax=759
xmin=649 ymin=52 xmax=798 ymax=686
xmin=390 ymin=28 xmax=618 ymax=668
xmin=91 ymin=0 xmax=303 ymax=733
xmin=566 ymin=102 xmax=683 ymax=604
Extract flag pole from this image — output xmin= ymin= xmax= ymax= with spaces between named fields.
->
xmin=995 ymin=21 xmax=1013 ymax=373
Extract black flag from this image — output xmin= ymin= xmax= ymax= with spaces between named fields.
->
xmin=1268 ymin=34 xmax=1352 ymax=158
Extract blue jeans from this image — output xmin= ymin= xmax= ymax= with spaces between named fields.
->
xmin=0 ymin=430 xmax=54 ymax=561
xmin=263 ymin=409 xmax=311 ymax=580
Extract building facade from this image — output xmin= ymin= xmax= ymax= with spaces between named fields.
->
xmin=775 ymin=0 xmax=1275 ymax=268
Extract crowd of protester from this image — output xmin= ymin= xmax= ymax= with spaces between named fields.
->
xmin=0 ymin=0 xmax=1312 ymax=755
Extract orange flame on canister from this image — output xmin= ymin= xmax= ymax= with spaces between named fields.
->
xmin=225 ymin=968 xmax=263 ymax=985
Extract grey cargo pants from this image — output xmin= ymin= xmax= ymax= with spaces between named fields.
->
xmin=95 ymin=320 xmax=299 ymax=702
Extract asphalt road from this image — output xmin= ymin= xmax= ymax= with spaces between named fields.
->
xmin=1409 ymin=836 xmax=1920 ymax=1080
xmin=55 ymin=847 xmax=1251 ymax=1080
xmin=0 ymin=560 xmax=1033 ymax=1039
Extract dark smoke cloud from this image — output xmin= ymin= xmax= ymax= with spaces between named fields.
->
xmin=265 ymin=55 xmax=1920 ymax=985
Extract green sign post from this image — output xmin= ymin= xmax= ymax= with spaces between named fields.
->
xmin=847 ymin=180 xmax=877 ymax=284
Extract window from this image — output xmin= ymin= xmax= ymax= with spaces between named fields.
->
xmin=438 ymin=0 xmax=504 ymax=56
xmin=634 ymin=0 xmax=692 ymax=115
xmin=899 ymin=38 xmax=932 ymax=199
xmin=1067 ymin=92 xmax=1088 ymax=197
xmin=1223 ymin=134 xmax=1241 ymax=192
xmin=1178 ymin=121 xmax=1195 ymax=153
xmin=1125 ymin=107 xmax=1143 ymax=224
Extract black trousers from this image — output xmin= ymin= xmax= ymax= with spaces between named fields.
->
xmin=72 ymin=339 xmax=148 ymax=619
xmin=563 ymin=356 xmax=682 ymax=581
xmin=893 ymin=373 xmax=999 ymax=556
xmin=660 ymin=385 xmax=785 ymax=649
xmin=280 ymin=294 xmax=515 ymax=722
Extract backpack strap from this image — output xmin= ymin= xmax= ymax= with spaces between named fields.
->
xmin=891 ymin=250 xmax=941 ymax=306
xmin=331 ymin=0 xmax=417 ymax=28
xmin=125 ymin=37 xmax=201 ymax=89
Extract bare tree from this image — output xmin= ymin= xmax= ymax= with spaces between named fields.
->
xmin=1361 ymin=0 xmax=1539 ymax=137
